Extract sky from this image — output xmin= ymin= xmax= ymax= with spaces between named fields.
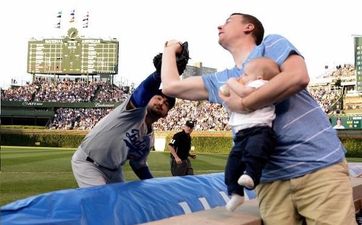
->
xmin=0 ymin=0 xmax=361 ymax=89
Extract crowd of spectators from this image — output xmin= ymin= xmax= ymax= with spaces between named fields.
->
xmin=307 ymin=64 xmax=359 ymax=114
xmin=1 ymin=81 xmax=37 ymax=101
xmin=33 ymin=78 xmax=97 ymax=102
xmin=46 ymin=99 xmax=231 ymax=131
xmin=93 ymin=82 xmax=129 ymax=102
xmin=307 ymin=86 xmax=343 ymax=114
xmin=330 ymin=64 xmax=355 ymax=78
xmin=1 ymin=77 xmax=128 ymax=103
xmin=49 ymin=108 xmax=112 ymax=130
xmin=345 ymin=102 xmax=362 ymax=111
xmin=1 ymin=63 xmax=361 ymax=131
xmin=154 ymin=99 xmax=230 ymax=131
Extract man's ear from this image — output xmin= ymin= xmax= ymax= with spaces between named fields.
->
xmin=245 ymin=23 xmax=255 ymax=32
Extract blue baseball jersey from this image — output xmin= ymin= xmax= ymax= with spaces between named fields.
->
xmin=202 ymin=34 xmax=346 ymax=182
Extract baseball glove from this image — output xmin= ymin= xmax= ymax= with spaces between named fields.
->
xmin=153 ymin=41 xmax=190 ymax=75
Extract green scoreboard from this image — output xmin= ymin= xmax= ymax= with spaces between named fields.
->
xmin=27 ymin=28 xmax=119 ymax=75
xmin=331 ymin=115 xmax=362 ymax=129
xmin=345 ymin=116 xmax=362 ymax=129
xmin=355 ymin=36 xmax=362 ymax=92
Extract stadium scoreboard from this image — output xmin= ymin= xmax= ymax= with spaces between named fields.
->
xmin=346 ymin=116 xmax=362 ymax=129
xmin=355 ymin=36 xmax=362 ymax=92
xmin=331 ymin=115 xmax=362 ymax=129
xmin=27 ymin=28 xmax=119 ymax=75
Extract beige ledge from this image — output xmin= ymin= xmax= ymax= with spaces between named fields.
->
xmin=145 ymin=177 xmax=362 ymax=225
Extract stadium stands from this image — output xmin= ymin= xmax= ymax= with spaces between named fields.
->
xmin=1 ymin=64 xmax=361 ymax=130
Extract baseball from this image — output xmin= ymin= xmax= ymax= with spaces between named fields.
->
xmin=219 ymin=84 xmax=230 ymax=97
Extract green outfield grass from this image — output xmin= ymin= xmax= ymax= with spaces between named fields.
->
xmin=0 ymin=146 xmax=228 ymax=206
xmin=2 ymin=146 xmax=362 ymax=207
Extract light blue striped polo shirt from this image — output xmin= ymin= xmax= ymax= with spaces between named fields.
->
xmin=202 ymin=34 xmax=346 ymax=182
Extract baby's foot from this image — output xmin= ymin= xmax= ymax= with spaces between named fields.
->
xmin=225 ymin=194 xmax=245 ymax=212
xmin=238 ymin=174 xmax=255 ymax=189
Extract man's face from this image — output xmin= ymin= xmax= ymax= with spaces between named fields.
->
xmin=147 ymin=95 xmax=171 ymax=119
xmin=184 ymin=125 xmax=194 ymax=134
xmin=337 ymin=119 xmax=342 ymax=125
xmin=217 ymin=15 xmax=246 ymax=48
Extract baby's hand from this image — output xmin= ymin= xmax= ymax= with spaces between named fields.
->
xmin=219 ymin=84 xmax=230 ymax=97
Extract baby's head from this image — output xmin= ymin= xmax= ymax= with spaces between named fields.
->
xmin=242 ymin=57 xmax=280 ymax=82
xmin=219 ymin=57 xmax=280 ymax=97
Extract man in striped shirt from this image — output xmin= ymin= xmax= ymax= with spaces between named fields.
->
xmin=160 ymin=12 xmax=356 ymax=225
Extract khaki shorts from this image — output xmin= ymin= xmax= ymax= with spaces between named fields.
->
xmin=256 ymin=160 xmax=357 ymax=225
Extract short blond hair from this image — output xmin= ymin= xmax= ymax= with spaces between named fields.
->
xmin=245 ymin=57 xmax=280 ymax=81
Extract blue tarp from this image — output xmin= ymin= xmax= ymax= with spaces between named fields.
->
xmin=349 ymin=163 xmax=362 ymax=177
xmin=2 ymin=163 xmax=361 ymax=225
xmin=1 ymin=173 xmax=256 ymax=225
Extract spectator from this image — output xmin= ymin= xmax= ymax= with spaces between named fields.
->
xmin=160 ymin=12 xmax=355 ymax=225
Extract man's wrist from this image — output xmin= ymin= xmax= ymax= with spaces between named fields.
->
xmin=241 ymin=99 xmax=254 ymax=112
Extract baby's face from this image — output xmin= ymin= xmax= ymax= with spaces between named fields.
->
xmin=242 ymin=61 xmax=261 ymax=83
xmin=240 ymin=71 xmax=257 ymax=84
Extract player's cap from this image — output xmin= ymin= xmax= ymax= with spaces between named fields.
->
xmin=155 ymin=89 xmax=176 ymax=110
xmin=185 ymin=120 xmax=195 ymax=128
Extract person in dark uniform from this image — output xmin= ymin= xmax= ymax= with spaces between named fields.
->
xmin=168 ymin=120 xmax=196 ymax=176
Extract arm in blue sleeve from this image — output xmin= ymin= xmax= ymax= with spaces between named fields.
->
xmin=129 ymin=160 xmax=153 ymax=180
xmin=130 ymin=71 xmax=161 ymax=108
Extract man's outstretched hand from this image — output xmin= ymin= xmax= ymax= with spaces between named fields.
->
xmin=153 ymin=41 xmax=190 ymax=75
